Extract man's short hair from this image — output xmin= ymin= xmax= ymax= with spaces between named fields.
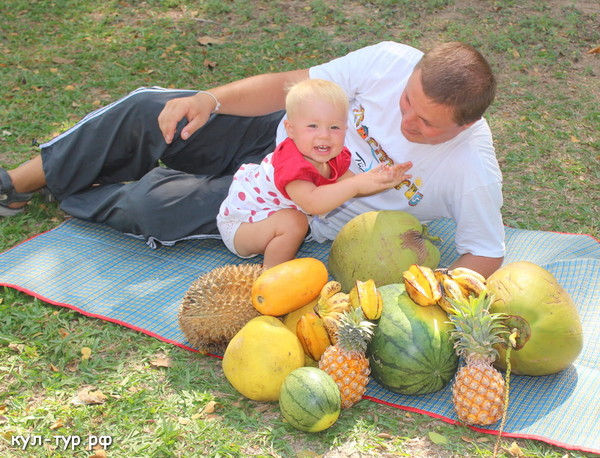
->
xmin=416 ymin=42 xmax=496 ymax=126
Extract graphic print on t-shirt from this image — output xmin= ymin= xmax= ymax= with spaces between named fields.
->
xmin=352 ymin=105 xmax=424 ymax=206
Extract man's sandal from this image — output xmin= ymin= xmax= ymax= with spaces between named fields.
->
xmin=0 ymin=167 xmax=34 ymax=217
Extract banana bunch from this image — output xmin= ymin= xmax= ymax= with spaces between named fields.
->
xmin=297 ymin=281 xmax=349 ymax=357
xmin=315 ymin=280 xmax=352 ymax=343
xmin=403 ymin=264 xmax=487 ymax=314
xmin=297 ymin=279 xmax=383 ymax=360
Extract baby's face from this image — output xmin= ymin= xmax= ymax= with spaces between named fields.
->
xmin=284 ymin=98 xmax=348 ymax=167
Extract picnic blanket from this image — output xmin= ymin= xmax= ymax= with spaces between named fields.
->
xmin=1 ymin=217 xmax=599 ymax=454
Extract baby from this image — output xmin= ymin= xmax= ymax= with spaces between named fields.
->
xmin=217 ymin=78 xmax=412 ymax=268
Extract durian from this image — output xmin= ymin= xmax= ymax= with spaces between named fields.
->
xmin=178 ymin=263 xmax=262 ymax=354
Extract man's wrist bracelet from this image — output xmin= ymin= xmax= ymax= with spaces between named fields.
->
xmin=198 ymin=90 xmax=221 ymax=113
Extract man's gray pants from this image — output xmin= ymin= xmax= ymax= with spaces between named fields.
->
xmin=40 ymin=87 xmax=284 ymax=246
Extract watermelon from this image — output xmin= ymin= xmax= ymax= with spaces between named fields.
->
xmin=367 ymin=283 xmax=458 ymax=395
xmin=279 ymin=367 xmax=341 ymax=432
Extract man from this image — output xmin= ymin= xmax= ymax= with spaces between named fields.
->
xmin=0 ymin=41 xmax=504 ymax=276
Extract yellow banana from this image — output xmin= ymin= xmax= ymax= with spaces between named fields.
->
xmin=434 ymin=268 xmax=449 ymax=284
xmin=447 ymin=267 xmax=486 ymax=284
xmin=322 ymin=313 xmax=342 ymax=344
xmin=296 ymin=312 xmax=332 ymax=361
xmin=447 ymin=267 xmax=487 ymax=298
xmin=319 ymin=280 xmax=342 ymax=299
xmin=315 ymin=282 xmax=351 ymax=344
xmin=438 ymin=277 xmax=466 ymax=314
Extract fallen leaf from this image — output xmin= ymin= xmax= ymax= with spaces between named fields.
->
xmin=506 ymin=441 xmax=525 ymax=456
xmin=52 ymin=57 xmax=75 ymax=64
xmin=64 ymin=84 xmax=76 ymax=91
xmin=377 ymin=432 xmax=393 ymax=439
xmin=428 ymin=431 xmax=449 ymax=445
xmin=197 ymin=36 xmax=226 ymax=46
xmin=375 ymin=442 xmax=390 ymax=451
xmin=90 ymin=449 xmax=107 ymax=458
xmin=587 ymin=46 xmax=600 ymax=54
xmin=150 ymin=355 xmax=172 ymax=368
xmin=254 ymin=403 xmax=270 ymax=413
xmin=8 ymin=343 xmax=24 ymax=353
xmin=58 ymin=328 xmax=70 ymax=338
xmin=81 ymin=347 xmax=92 ymax=361
xmin=200 ymin=400 xmax=217 ymax=416
xmin=203 ymin=58 xmax=216 ymax=69
xmin=570 ymin=135 xmax=580 ymax=143
xmin=49 ymin=419 xmax=64 ymax=430
xmin=178 ymin=417 xmax=191 ymax=425
xmin=72 ymin=387 xmax=108 ymax=405
xmin=0 ymin=416 xmax=7 ymax=424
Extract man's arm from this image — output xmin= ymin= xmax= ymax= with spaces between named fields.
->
xmin=158 ymin=69 xmax=310 ymax=144
xmin=448 ymin=253 xmax=503 ymax=279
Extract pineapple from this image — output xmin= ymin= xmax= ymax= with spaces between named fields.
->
xmin=448 ymin=292 xmax=508 ymax=426
xmin=318 ymin=307 xmax=375 ymax=409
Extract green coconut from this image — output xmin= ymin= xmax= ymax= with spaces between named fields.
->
xmin=327 ymin=211 xmax=440 ymax=292
xmin=487 ymin=261 xmax=583 ymax=376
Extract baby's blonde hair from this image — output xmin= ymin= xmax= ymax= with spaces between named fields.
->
xmin=285 ymin=79 xmax=349 ymax=120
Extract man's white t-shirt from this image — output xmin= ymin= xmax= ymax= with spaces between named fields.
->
xmin=275 ymin=41 xmax=505 ymax=258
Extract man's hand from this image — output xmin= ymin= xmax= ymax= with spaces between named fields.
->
xmin=157 ymin=92 xmax=215 ymax=144
xmin=157 ymin=69 xmax=309 ymax=144
xmin=449 ymin=253 xmax=503 ymax=278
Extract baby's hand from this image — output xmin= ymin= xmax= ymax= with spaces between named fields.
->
xmin=352 ymin=161 xmax=412 ymax=196
xmin=370 ymin=161 xmax=412 ymax=188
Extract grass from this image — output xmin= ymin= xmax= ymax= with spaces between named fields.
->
xmin=1 ymin=0 xmax=599 ymax=456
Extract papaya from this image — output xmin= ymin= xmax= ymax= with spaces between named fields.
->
xmin=252 ymin=258 xmax=328 ymax=316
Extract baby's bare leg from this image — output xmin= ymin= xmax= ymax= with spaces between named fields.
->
xmin=234 ymin=209 xmax=309 ymax=268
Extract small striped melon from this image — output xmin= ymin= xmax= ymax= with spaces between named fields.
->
xmin=279 ymin=367 xmax=341 ymax=432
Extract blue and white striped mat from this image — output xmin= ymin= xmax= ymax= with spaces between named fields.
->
xmin=1 ymin=218 xmax=598 ymax=453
